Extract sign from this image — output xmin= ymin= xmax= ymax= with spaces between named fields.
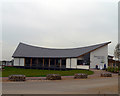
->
xmin=94 ymin=55 xmax=105 ymax=63
xmin=94 ymin=56 xmax=105 ymax=59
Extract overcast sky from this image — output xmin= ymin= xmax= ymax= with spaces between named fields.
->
xmin=1 ymin=0 xmax=119 ymax=61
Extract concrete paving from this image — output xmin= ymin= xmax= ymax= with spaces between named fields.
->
xmin=2 ymin=76 xmax=118 ymax=94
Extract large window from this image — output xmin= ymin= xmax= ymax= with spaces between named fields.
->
xmin=77 ymin=53 xmax=90 ymax=65
xmin=25 ymin=58 xmax=31 ymax=67
xmin=32 ymin=58 xmax=37 ymax=67
xmin=44 ymin=58 xmax=49 ymax=67
xmin=38 ymin=58 xmax=43 ymax=67
xmin=83 ymin=53 xmax=90 ymax=65
xmin=50 ymin=59 xmax=55 ymax=65
xmin=56 ymin=59 xmax=60 ymax=68
xmin=61 ymin=58 xmax=66 ymax=69
xmin=62 ymin=59 xmax=66 ymax=65
xmin=77 ymin=60 xmax=84 ymax=65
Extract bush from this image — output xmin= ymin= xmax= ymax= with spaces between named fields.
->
xmin=111 ymin=67 xmax=114 ymax=72
xmin=107 ymin=67 xmax=111 ymax=72
xmin=114 ymin=67 xmax=118 ymax=73
xmin=106 ymin=67 xmax=119 ymax=73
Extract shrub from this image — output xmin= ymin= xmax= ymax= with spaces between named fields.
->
xmin=107 ymin=67 xmax=111 ymax=72
xmin=114 ymin=67 xmax=118 ymax=73
xmin=106 ymin=66 xmax=119 ymax=73
xmin=110 ymin=67 xmax=114 ymax=72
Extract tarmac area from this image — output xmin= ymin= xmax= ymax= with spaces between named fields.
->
xmin=2 ymin=70 xmax=119 ymax=94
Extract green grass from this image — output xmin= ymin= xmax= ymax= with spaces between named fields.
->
xmin=2 ymin=67 xmax=94 ymax=77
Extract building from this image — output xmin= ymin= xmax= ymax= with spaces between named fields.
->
xmin=108 ymin=55 xmax=119 ymax=67
xmin=12 ymin=42 xmax=111 ymax=70
xmin=2 ymin=60 xmax=13 ymax=67
xmin=0 ymin=61 xmax=2 ymax=69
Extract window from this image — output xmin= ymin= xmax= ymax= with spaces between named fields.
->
xmin=50 ymin=59 xmax=55 ymax=65
xmin=38 ymin=58 xmax=43 ymax=67
xmin=56 ymin=59 xmax=60 ymax=68
xmin=77 ymin=53 xmax=90 ymax=65
xmin=32 ymin=58 xmax=37 ymax=67
xmin=77 ymin=60 xmax=83 ymax=65
xmin=25 ymin=58 xmax=31 ymax=67
xmin=62 ymin=59 xmax=66 ymax=65
xmin=44 ymin=58 xmax=49 ymax=67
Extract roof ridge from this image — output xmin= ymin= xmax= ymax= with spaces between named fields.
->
xmin=19 ymin=41 xmax=111 ymax=50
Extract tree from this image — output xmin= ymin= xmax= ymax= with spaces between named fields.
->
xmin=114 ymin=43 xmax=120 ymax=60
xmin=114 ymin=43 xmax=120 ymax=74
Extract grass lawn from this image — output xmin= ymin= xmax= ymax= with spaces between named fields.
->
xmin=2 ymin=67 xmax=94 ymax=77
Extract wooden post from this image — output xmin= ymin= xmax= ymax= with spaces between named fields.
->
xmin=55 ymin=59 xmax=56 ymax=70
xmin=30 ymin=58 xmax=32 ymax=68
xmin=60 ymin=59 xmax=62 ymax=70
xmin=43 ymin=58 xmax=44 ymax=69
xmin=49 ymin=58 xmax=50 ymax=68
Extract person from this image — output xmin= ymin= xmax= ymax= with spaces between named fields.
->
xmin=104 ymin=64 xmax=106 ymax=70
xmin=96 ymin=65 xmax=98 ymax=69
xmin=100 ymin=65 xmax=103 ymax=70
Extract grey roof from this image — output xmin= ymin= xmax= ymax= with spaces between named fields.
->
xmin=12 ymin=42 xmax=111 ymax=58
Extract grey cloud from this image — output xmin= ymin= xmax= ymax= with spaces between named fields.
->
xmin=2 ymin=0 xmax=118 ymax=60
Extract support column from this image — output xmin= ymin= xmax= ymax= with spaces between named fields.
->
xmin=60 ymin=59 xmax=62 ymax=69
xmin=30 ymin=58 xmax=32 ymax=69
xmin=49 ymin=58 xmax=50 ymax=68
xmin=55 ymin=59 xmax=56 ymax=70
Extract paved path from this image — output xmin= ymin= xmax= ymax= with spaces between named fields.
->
xmin=2 ymin=76 xmax=118 ymax=94
xmin=88 ymin=69 xmax=118 ymax=78
xmin=2 ymin=69 xmax=118 ymax=94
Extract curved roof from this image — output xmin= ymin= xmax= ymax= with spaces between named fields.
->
xmin=12 ymin=42 xmax=111 ymax=58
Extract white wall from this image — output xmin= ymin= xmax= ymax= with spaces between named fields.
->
xmin=90 ymin=45 xmax=108 ymax=69
xmin=14 ymin=58 xmax=24 ymax=66
xmin=77 ymin=65 xmax=89 ymax=70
